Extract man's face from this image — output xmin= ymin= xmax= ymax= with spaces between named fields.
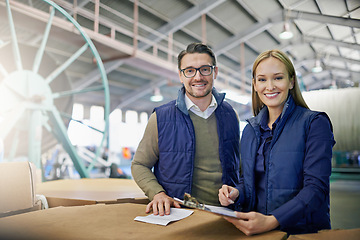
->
xmin=179 ymin=53 xmax=218 ymax=99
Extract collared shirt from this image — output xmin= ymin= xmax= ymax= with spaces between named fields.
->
xmin=255 ymin=110 xmax=281 ymax=214
xmin=184 ymin=93 xmax=217 ymax=119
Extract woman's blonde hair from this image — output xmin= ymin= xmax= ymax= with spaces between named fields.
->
xmin=251 ymin=49 xmax=309 ymax=116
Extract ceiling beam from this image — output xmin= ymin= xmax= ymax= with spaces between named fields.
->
xmin=325 ymin=66 xmax=360 ymax=78
xmin=124 ymin=57 xmax=179 ymax=82
xmin=307 ymin=78 xmax=332 ymax=90
xmin=302 ymin=36 xmax=360 ymax=51
xmin=138 ymin=0 xmax=226 ymax=50
xmin=279 ymin=36 xmax=360 ymax=74
xmin=328 ymin=54 xmax=360 ymax=65
xmin=112 ymin=79 xmax=169 ymax=111
xmin=57 ymin=0 xmax=227 ymax=106
xmin=214 ymin=9 xmax=360 ymax=56
xmin=288 ymin=10 xmax=360 ymax=28
xmin=213 ymin=20 xmax=275 ymax=56
xmin=55 ymin=0 xmax=252 ymax=98
xmin=296 ymin=55 xmax=360 ymax=79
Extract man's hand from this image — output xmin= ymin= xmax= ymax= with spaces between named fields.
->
xmin=224 ymin=212 xmax=279 ymax=236
xmin=145 ymin=192 xmax=181 ymax=216
xmin=218 ymin=185 xmax=239 ymax=206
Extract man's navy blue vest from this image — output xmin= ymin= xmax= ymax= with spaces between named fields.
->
xmin=153 ymin=87 xmax=240 ymax=200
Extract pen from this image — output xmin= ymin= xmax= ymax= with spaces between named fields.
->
xmin=228 ymin=189 xmax=235 ymax=204
xmin=229 ymin=189 xmax=234 ymax=197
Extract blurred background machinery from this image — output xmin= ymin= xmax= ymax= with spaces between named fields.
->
xmin=0 ymin=0 xmax=110 ymax=179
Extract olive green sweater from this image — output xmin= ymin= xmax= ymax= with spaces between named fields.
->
xmin=131 ymin=111 xmax=223 ymax=206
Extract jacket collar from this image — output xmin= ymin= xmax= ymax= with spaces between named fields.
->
xmin=247 ymin=94 xmax=296 ymax=140
xmin=175 ymin=85 xmax=225 ymax=115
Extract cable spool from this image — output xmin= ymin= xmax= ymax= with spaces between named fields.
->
xmin=0 ymin=0 xmax=110 ymax=178
xmin=0 ymin=43 xmax=73 ymax=156
xmin=302 ymin=88 xmax=360 ymax=152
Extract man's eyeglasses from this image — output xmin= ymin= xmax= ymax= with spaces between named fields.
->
xmin=180 ymin=65 xmax=215 ymax=78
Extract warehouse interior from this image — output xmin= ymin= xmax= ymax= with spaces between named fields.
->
xmin=0 ymin=0 xmax=359 ymax=237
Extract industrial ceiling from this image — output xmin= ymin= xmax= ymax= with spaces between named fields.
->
xmin=0 ymin=0 xmax=359 ymax=121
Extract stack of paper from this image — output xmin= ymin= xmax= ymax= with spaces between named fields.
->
xmin=134 ymin=208 xmax=193 ymax=226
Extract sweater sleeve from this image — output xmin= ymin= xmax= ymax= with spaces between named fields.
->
xmin=131 ymin=112 xmax=165 ymax=200
xmin=270 ymin=113 xmax=335 ymax=228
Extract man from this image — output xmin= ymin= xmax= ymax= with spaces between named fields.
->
xmin=131 ymin=42 xmax=240 ymax=216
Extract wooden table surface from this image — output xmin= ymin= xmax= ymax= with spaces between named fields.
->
xmin=0 ymin=203 xmax=287 ymax=240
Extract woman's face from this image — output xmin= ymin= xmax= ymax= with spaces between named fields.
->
xmin=253 ymin=57 xmax=294 ymax=114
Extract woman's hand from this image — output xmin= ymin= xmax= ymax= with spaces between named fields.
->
xmin=218 ymin=184 xmax=239 ymax=206
xmin=224 ymin=212 xmax=279 ymax=236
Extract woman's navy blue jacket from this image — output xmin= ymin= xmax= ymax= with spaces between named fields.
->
xmin=153 ymin=86 xmax=240 ymax=200
xmin=236 ymin=95 xmax=335 ymax=234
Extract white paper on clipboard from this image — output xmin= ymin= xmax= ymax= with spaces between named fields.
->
xmin=174 ymin=196 xmax=238 ymax=218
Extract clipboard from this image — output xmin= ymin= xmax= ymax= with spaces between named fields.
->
xmin=174 ymin=193 xmax=239 ymax=218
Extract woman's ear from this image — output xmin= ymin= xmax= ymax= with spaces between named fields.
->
xmin=289 ymin=77 xmax=294 ymax=89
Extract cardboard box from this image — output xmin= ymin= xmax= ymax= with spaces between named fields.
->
xmin=0 ymin=203 xmax=287 ymax=240
xmin=288 ymin=228 xmax=360 ymax=240
xmin=0 ymin=161 xmax=41 ymax=217
xmin=36 ymin=178 xmax=149 ymax=207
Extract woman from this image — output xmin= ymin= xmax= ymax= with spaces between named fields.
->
xmin=219 ymin=49 xmax=335 ymax=235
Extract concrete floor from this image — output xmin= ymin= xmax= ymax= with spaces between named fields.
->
xmin=330 ymin=180 xmax=360 ymax=230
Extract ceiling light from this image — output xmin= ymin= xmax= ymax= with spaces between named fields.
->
xmin=279 ymin=22 xmax=293 ymax=40
xmin=150 ymin=87 xmax=164 ymax=102
xmin=329 ymin=80 xmax=337 ymax=89
xmin=311 ymin=60 xmax=323 ymax=73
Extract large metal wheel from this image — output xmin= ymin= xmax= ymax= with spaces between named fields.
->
xmin=0 ymin=0 xmax=110 ymax=178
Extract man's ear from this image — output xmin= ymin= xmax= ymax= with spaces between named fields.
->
xmin=213 ymin=66 xmax=218 ymax=79
xmin=179 ymin=70 xmax=184 ymax=84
